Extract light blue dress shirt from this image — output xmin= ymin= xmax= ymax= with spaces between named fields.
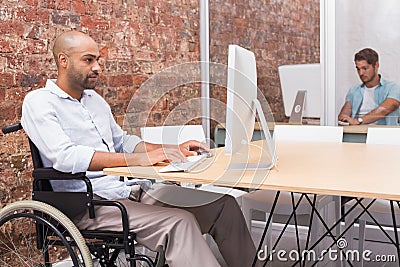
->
xmin=21 ymin=79 xmax=144 ymax=199
xmin=345 ymin=76 xmax=400 ymax=125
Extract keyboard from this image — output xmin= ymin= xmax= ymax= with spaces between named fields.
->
xmin=159 ymin=153 xmax=211 ymax=173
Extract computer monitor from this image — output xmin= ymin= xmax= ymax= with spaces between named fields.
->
xmin=224 ymin=45 xmax=276 ymax=170
xmin=278 ymin=63 xmax=321 ymax=124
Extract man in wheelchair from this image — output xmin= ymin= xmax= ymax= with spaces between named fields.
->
xmin=20 ymin=30 xmax=260 ymax=267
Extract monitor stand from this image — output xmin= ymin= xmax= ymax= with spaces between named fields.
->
xmin=226 ymin=99 xmax=277 ymax=170
xmin=288 ymin=90 xmax=306 ymax=125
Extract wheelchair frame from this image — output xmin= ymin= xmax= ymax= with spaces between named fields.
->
xmin=0 ymin=123 xmax=165 ymax=267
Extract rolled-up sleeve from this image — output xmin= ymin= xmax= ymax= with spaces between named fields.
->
xmin=122 ymin=134 xmax=142 ymax=153
xmin=108 ymin=111 xmax=142 ymax=153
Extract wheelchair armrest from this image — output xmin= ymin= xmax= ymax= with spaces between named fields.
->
xmin=32 ymin=167 xmax=87 ymax=180
xmin=32 ymin=167 xmax=96 ymax=219
xmin=32 ymin=167 xmax=93 ymax=197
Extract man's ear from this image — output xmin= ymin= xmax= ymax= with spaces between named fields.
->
xmin=58 ymin=52 xmax=69 ymax=68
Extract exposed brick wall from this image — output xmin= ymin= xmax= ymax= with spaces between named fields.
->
xmin=209 ymin=0 xmax=320 ymax=122
xmin=0 ymin=0 xmax=319 ymax=207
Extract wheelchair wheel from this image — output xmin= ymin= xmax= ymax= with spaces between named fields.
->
xmin=0 ymin=200 xmax=92 ymax=266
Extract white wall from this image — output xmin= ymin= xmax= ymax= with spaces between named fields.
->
xmin=335 ymin=0 xmax=400 ymax=116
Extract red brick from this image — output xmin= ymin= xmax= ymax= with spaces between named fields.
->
xmin=5 ymin=87 xmax=27 ymax=101
xmin=0 ymin=101 xmax=16 ymax=121
xmin=86 ymin=1 xmax=100 ymax=15
xmin=5 ymin=54 xmax=24 ymax=71
xmin=133 ymin=75 xmax=148 ymax=86
xmin=16 ymin=8 xmax=49 ymax=23
xmin=40 ymin=0 xmax=56 ymax=9
xmin=73 ymin=0 xmax=86 ymax=14
xmin=0 ymin=40 xmax=12 ymax=53
xmin=51 ymin=12 xmax=70 ymax=25
xmin=101 ymin=3 xmax=113 ymax=16
xmin=109 ymin=74 xmax=133 ymax=87
xmin=15 ymin=73 xmax=45 ymax=88
xmin=22 ymin=39 xmax=48 ymax=54
xmin=56 ymin=0 xmax=70 ymax=10
xmin=25 ymin=0 xmax=39 ymax=6
xmin=81 ymin=16 xmax=110 ymax=30
xmin=99 ymin=46 xmax=109 ymax=60
xmin=0 ymin=73 xmax=14 ymax=87
xmin=117 ymin=87 xmax=136 ymax=101
xmin=27 ymin=25 xmax=41 ymax=40
xmin=0 ymin=21 xmax=24 ymax=36
xmin=134 ymin=50 xmax=157 ymax=61
xmin=0 ymin=88 xmax=5 ymax=101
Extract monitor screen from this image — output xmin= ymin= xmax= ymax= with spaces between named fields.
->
xmin=278 ymin=63 xmax=321 ymax=119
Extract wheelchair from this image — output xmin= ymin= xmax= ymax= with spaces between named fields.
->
xmin=0 ymin=123 xmax=166 ymax=267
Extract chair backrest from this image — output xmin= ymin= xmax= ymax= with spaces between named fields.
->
xmin=273 ymin=125 xmax=343 ymax=143
xmin=140 ymin=125 xmax=206 ymax=144
xmin=366 ymin=127 xmax=400 ymax=145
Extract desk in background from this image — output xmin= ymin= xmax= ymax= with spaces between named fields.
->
xmin=213 ymin=122 xmax=264 ymax=147
xmin=214 ymin=123 xmax=400 ymax=145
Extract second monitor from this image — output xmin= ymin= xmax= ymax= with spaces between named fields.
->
xmin=278 ymin=63 xmax=321 ymax=124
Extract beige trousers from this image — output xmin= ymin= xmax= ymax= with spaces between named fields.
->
xmin=74 ymin=183 xmax=260 ymax=267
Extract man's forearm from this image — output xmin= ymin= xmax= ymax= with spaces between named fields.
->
xmin=361 ymin=98 xmax=400 ymax=124
xmin=362 ymin=106 xmax=393 ymax=124
xmin=134 ymin=142 xmax=180 ymax=153
xmin=88 ymin=151 xmax=146 ymax=171
xmin=338 ymin=101 xmax=352 ymax=120
xmin=133 ymin=141 xmax=162 ymax=153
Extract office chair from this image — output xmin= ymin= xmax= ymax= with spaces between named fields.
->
xmin=241 ymin=125 xmax=344 ymax=255
xmin=344 ymin=127 xmax=400 ymax=266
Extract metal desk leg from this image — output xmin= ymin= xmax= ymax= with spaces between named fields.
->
xmin=252 ymin=191 xmax=280 ymax=267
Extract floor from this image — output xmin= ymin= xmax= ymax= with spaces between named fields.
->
xmin=247 ymin=220 xmax=399 ymax=267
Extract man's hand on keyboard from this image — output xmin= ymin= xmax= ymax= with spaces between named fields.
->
xmin=140 ymin=147 xmax=186 ymax=165
xmin=134 ymin=140 xmax=210 ymax=166
xmin=178 ymin=140 xmax=210 ymax=157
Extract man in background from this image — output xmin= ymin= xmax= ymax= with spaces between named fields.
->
xmin=338 ymin=48 xmax=400 ymax=125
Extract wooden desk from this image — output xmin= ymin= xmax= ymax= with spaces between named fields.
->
xmin=104 ymin=140 xmax=400 ymax=201
xmin=104 ymin=141 xmax=400 ymax=264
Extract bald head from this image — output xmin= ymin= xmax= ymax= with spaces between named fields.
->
xmin=52 ymin=31 xmax=98 ymax=66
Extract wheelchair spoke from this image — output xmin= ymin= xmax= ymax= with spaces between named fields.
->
xmin=0 ymin=201 xmax=91 ymax=267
